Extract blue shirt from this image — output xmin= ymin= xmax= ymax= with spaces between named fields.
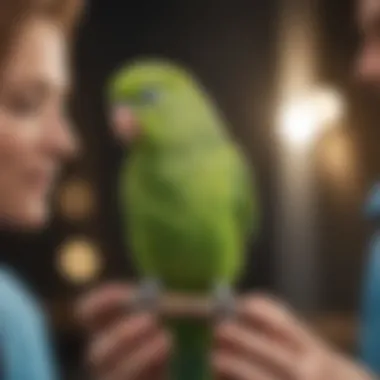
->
xmin=0 ymin=266 xmax=58 ymax=380
xmin=360 ymin=232 xmax=380 ymax=374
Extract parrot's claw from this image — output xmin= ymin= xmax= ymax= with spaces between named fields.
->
xmin=132 ymin=278 xmax=162 ymax=313
xmin=212 ymin=283 xmax=236 ymax=320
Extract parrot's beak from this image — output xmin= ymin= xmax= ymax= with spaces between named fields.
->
xmin=110 ymin=104 xmax=140 ymax=143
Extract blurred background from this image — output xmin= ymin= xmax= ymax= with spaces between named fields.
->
xmin=1 ymin=0 xmax=377 ymax=377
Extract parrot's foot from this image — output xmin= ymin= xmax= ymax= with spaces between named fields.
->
xmin=132 ymin=278 xmax=162 ymax=313
xmin=212 ymin=283 xmax=236 ymax=320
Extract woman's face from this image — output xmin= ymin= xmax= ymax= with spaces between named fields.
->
xmin=0 ymin=19 xmax=76 ymax=230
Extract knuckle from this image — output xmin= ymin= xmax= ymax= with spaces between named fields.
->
xmin=89 ymin=315 xmax=154 ymax=359
xmin=86 ymin=339 xmax=103 ymax=368
xmin=245 ymin=293 xmax=291 ymax=319
xmin=245 ymin=293 xmax=280 ymax=311
xmin=116 ymin=321 xmax=140 ymax=344
xmin=75 ymin=283 xmax=134 ymax=322
xmin=293 ymin=352 xmax=322 ymax=380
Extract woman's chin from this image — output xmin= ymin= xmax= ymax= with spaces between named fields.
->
xmin=0 ymin=202 xmax=51 ymax=232
xmin=23 ymin=204 xmax=51 ymax=230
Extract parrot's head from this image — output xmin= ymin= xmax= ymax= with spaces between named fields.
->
xmin=107 ymin=58 xmax=218 ymax=147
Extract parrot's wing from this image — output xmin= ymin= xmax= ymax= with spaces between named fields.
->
xmin=233 ymin=150 xmax=260 ymax=244
xmin=118 ymin=156 xmax=160 ymax=277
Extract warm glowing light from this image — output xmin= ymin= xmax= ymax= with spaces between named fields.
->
xmin=58 ymin=179 xmax=95 ymax=222
xmin=313 ymin=88 xmax=344 ymax=125
xmin=56 ymin=237 xmax=102 ymax=284
xmin=321 ymin=131 xmax=356 ymax=192
xmin=279 ymin=88 xmax=344 ymax=146
xmin=279 ymin=97 xmax=320 ymax=145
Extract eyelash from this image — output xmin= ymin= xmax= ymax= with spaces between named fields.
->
xmin=8 ymin=96 xmax=42 ymax=116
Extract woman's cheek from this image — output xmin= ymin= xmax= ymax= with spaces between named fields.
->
xmin=0 ymin=118 xmax=46 ymax=228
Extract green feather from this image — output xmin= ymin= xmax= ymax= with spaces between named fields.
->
xmin=110 ymin=58 xmax=260 ymax=380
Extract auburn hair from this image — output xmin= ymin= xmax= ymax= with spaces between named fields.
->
xmin=0 ymin=0 xmax=83 ymax=68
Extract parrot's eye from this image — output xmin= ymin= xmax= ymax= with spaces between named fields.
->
xmin=139 ymin=89 xmax=161 ymax=105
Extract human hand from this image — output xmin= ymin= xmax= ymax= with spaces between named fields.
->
xmin=76 ymin=283 xmax=170 ymax=380
xmin=214 ymin=294 xmax=375 ymax=380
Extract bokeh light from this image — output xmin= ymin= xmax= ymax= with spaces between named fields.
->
xmin=313 ymin=88 xmax=344 ymax=125
xmin=58 ymin=179 xmax=96 ymax=222
xmin=56 ymin=237 xmax=103 ymax=285
xmin=320 ymin=130 xmax=358 ymax=195
xmin=278 ymin=88 xmax=344 ymax=147
xmin=279 ymin=96 xmax=321 ymax=145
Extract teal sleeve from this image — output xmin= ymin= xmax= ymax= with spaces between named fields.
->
xmin=0 ymin=267 xmax=59 ymax=380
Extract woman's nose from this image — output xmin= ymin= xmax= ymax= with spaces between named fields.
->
xmin=45 ymin=117 xmax=81 ymax=160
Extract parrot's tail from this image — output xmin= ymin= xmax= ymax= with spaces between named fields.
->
xmin=166 ymin=318 xmax=213 ymax=380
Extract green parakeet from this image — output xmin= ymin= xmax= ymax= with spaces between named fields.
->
xmin=107 ymin=59 xmax=260 ymax=380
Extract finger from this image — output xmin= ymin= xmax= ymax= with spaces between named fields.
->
xmin=103 ymin=332 xmax=170 ymax=380
xmin=215 ymin=321 xmax=295 ymax=377
xmin=237 ymin=294 xmax=316 ymax=350
xmin=213 ymin=351 xmax=277 ymax=380
xmin=87 ymin=313 xmax=159 ymax=372
xmin=76 ymin=283 xmax=133 ymax=331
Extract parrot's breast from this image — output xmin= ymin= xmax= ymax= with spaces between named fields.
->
xmin=121 ymin=142 xmax=251 ymax=292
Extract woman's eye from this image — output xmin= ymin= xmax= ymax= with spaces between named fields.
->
xmin=8 ymin=95 xmax=42 ymax=116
